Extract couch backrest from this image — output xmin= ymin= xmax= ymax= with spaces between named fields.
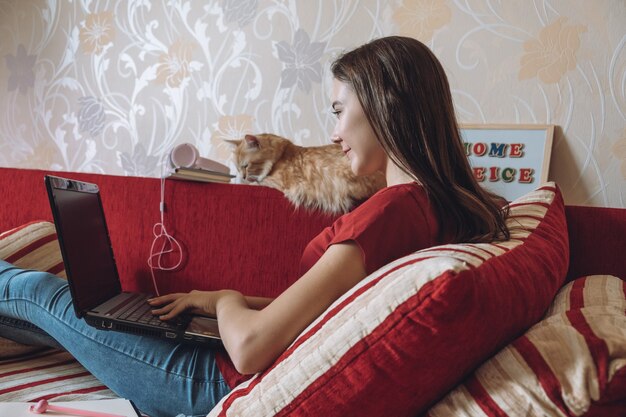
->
xmin=1 ymin=167 xmax=623 ymax=294
xmin=564 ymin=205 xmax=626 ymax=281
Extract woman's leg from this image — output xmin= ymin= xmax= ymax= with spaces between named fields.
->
xmin=0 ymin=314 xmax=63 ymax=348
xmin=0 ymin=261 xmax=230 ymax=417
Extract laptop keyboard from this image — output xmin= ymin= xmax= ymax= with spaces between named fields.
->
xmin=118 ymin=299 xmax=184 ymax=329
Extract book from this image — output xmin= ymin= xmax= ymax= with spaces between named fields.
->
xmin=168 ymin=167 xmax=235 ymax=184
xmin=193 ymin=157 xmax=231 ymax=175
xmin=0 ymin=398 xmax=141 ymax=417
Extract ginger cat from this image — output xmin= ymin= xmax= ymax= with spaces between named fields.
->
xmin=226 ymin=134 xmax=386 ymax=214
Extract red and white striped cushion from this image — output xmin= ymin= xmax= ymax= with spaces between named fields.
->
xmin=0 ymin=349 xmax=117 ymax=402
xmin=0 ymin=221 xmax=66 ymax=278
xmin=0 ymin=221 xmax=67 ymax=358
xmin=426 ymin=274 xmax=626 ymax=417
xmin=207 ymin=184 xmax=569 ymax=417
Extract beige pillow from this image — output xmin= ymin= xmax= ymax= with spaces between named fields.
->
xmin=427 ymin=274 xmax=626 ymax=417
xmin=0 ymin=221 xmax=66 ymax=358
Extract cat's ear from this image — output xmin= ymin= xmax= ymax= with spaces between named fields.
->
xmin=244 ymin=134 xmax=261 ymax=149
xmin=223 ymin=139 xmax=242 ymax=147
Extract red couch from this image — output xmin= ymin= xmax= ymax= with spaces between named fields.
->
xmin=0 ymin=167 xmax=625 ymax=415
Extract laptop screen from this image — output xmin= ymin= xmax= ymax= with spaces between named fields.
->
xmin=45 ymin=176 xmax=121 ymax=315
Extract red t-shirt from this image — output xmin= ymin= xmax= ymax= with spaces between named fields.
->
xmin=299 ymin=182 xmax=439 ymax=275
xmin=217 ymin=182 xmax=440 ymax=388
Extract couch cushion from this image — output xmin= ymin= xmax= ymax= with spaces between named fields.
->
xmin=0 ymin=349 xmax=117 ymax=402
xmin=0 ymin=221 xmax=65 ymax=278
xmin=0 ymin=221 xmax=65 ymax=358
xmin=207 ymin=183 xmax=569 ymax=417
xmin=426 ymin=274 xmax=626 ymax=417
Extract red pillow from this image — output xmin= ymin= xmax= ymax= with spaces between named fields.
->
xmin=207 ymin=183 xmax=569 ymax=417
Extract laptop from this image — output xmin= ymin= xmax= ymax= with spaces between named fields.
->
xmin=44 ymin=175 xmax=221 ymax=346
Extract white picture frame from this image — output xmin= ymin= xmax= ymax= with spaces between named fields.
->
xmin=460 ymin=124 xmax=555 ymax=201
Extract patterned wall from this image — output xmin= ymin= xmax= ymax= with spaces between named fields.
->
xmin=0 ymin=0 xmax=624 ymax=207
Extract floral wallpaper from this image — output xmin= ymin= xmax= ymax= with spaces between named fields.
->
xmin=0 ymin=0 xmax=624 ymax=207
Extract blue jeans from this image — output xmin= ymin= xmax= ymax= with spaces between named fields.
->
xmin=0 ymin=260 xmax=230 ymax=417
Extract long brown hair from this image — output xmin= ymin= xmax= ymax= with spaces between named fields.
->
xmin=331 ymin=36 xmax=509 ymax=243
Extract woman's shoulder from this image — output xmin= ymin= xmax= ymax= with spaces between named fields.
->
xmin=368 ymin=182 xmax=428 ymax=203
xmin=346 ymin=182 xmax=429 ymax=218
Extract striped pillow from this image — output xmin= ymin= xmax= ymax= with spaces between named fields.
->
xmin=207 ymin=183 xmax=569 ymax=417
xmin=0 ymin=221 xmax=66 ymax=358
xmin=0 ymin=349 xmax=117 ymax=402
xmin=426 ymin=274 xmax=626 ymax=417
xmin=0 ymin=221 xmax=65 ymax=278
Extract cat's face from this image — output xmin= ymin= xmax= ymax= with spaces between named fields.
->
xmin=225 ymin=134 xmax=284 ymax=183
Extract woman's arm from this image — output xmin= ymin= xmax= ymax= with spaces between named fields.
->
xmin=244 ymin=296 xmax=273 ymax=310
xmin=149 ymin=242 xmax=366 ymax=374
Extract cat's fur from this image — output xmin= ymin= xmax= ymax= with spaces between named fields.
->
xmin=226 ymin=134 xmax=386 ymax=214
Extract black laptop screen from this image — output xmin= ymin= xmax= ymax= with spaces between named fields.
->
xmin=47 ymin=179 xmax=121 ymax=314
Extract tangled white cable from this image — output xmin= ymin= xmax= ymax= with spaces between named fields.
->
xmin=147 ymin=154 xmax=184 ymax=296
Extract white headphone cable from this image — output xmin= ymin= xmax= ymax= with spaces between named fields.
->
xmin=147 ymin=152 xmax=184 ymax=296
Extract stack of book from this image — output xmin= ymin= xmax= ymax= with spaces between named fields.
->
xmin=168 ymin=166 xmax=235 ymax=184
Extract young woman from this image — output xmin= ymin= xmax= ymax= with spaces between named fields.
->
xmin=0 ymin=36 xmax=508 ymax=417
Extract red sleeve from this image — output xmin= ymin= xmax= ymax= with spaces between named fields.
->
xmin=300 ymin=183 xmax=439 ymax=275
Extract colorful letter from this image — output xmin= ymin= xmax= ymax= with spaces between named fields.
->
xmin=488 ymin=166 xmax=500 ymax=182
xmin=472 ymin=142 xmax=487 ymax=157
xmin=509 ymin=143 xmax=524 ymax=158
xmin=519 ymin=168 xmax=534 ymax=183
xmin=473 ymin=167 xmax=486 ymax=182
xmin=502 ymin=167 xmax=516 ymax=183
xmin=488 ymin=143 xmax=507 ymax=158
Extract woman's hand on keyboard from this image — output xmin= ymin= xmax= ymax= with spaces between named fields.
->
xmin=148 ymin=290 xmax=223 ymax=320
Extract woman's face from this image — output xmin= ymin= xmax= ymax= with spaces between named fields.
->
xmin=331 ymin=79 xmax=387 ymax=176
